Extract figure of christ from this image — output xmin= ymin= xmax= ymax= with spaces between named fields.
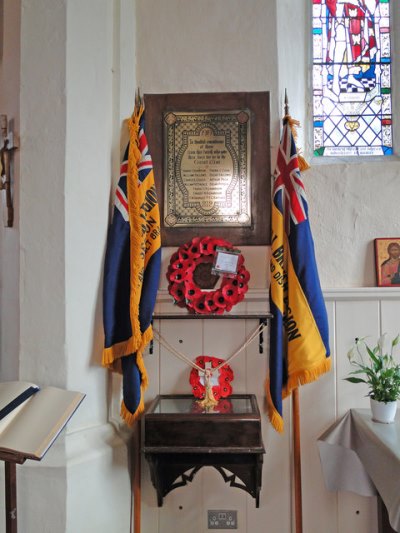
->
xmin=326 ymin=0 xmax=379 ymax=96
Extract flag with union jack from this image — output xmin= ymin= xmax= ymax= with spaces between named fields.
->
xmin=266 ymin=119 xmax=330 ymax=433
xmin=102 ymin=102 xmax=161 ymax=425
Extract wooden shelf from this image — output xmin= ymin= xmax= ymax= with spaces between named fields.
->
xmin=153 ymin=313 xmax=272 ymax=320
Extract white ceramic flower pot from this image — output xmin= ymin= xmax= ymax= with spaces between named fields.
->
xmin=370 ymin=398 xmax=398 ymax=424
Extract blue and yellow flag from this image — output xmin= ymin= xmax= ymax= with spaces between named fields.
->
xmin=102 ymin=103 xmax=161 ymax=425
xmin=266 ymin=119 xmax=330 ymax=433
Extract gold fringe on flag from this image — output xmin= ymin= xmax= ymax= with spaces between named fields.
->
xmin=283 ymin=114 xmax=310 ymax=172
xmin=265 ymin=378 xmax=284 ymax=434
xmin=265 ymin=356 xmax=332 ymax=434
xmin=282 ymin=357 xmax=332 ymax=399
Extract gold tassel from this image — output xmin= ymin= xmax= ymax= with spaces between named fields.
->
xmin=283 ymin=114 xmax=310 ymax=172
xmin=120 ymin=394 xmax=145 ymax=426
xmin=282 ymin=357 xmax=332 ymax=399
xmin=265 ymin=378 xmax=284 ymax=434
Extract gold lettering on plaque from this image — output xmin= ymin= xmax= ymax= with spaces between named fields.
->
xmin=163 ymin=111 xmax=251 ymax=227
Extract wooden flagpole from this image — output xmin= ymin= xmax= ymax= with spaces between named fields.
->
xmin=292 ymin=389 xmax=303 ymax=533
xmin=284 ymin=90 xmax=303 ymax=533
xmin=133 ymin=88 xmax=143 ymax=533
xmin=133 ymin=421 xmax=141 ymax=533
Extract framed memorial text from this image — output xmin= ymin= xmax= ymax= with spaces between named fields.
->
xmin=144 ymin=92 xmax=271 ymax=246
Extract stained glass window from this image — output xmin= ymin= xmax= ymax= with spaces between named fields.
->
xmin=312 ymin=0 xmax=393 ymax=156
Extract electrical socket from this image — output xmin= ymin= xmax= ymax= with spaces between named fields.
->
xmin=207 ymin=510 xmax=237 ymax=529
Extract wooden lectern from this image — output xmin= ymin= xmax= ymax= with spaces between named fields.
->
xmin=0 ymin=382 xmax=85 ymax=533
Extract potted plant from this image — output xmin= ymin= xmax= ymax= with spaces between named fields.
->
xmin=344 ymin=334 xmax=400 ymax=423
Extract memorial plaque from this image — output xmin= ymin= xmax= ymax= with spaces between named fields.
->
xmin=163 ymin=110 xmax=251 ymax=228
xmin=144 ymin=92 xmax=271 ymax=246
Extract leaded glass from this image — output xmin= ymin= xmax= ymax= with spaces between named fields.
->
xmin=312 ymin=0 xmax=393 ymax=156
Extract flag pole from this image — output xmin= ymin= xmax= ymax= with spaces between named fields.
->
xmin=132 ymin=87 xmax=142 ymax=533
xmin=133 ymin=421 xmax=141 ymax=533
xmin=284 ymin=89 xmax=289 ymax=118
xmin=283 ymin=89 xmax=303 ymax=533
xmin=292 ymin=388 xmax=303 ymax=533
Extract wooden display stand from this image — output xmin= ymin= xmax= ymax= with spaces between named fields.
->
xmin=142 ymin=394 xmax=265 ymax=507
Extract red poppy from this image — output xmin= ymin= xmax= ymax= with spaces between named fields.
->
xmin=221 ymin=283 xmax=239 ymax=302
xmin=220 ymin=366 xmax=234 ymax=380
xmin=237 ymin=254 xmax=245 ymax=268
xmin=168 ymin=270 xmax=185 ymax=283
xmin=204 ymin=296 xmax=219 ymax=313
xmin=170 ymin=258 xmax=188 ymax=271
xmin=199 ymin=236 xmax=214 ymax=255
xmin=184 ymin=281 xmax=202 ymax=301
xmin=168 ymin=282 xmax=185 ymax=303
xmin=211 ymin=387 xmax=221 ymax=401
xmin=192 ymin=297 xmax=208 ymax=314
xmin=188 ymin=237 xmax=202 ymax=258
xmin=215 ymin=399 xmax=233 ymax=413
xmin=220 ymin=383 xmax=232 ymax=397
xmin=178 ymin=243 xmax=191 ymax=262
xmin=192 ymin=386 xmax=204 ymax=399
xmin=238 ymin=267 xmax=250 ymax=283
xmin=213 ymin=290 xmax=227 ymax=308
xmin=237 ymin=281 xmax=249 ymax=295
xmin=170 ymin=251 xmax=179 ymax=262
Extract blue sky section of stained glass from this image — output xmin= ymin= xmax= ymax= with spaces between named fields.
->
xmin=312 ymin=0 xmax=392 ymax=156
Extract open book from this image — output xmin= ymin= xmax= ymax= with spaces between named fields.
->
xmin=0 ymin=381 xmax=85 ymax=462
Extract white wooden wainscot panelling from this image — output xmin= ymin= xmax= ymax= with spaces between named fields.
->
xmin=109 ymin=288 xmax=400 ymax=533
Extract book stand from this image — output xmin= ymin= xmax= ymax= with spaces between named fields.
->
xmin=0 ymin=383 xmax=85 ymax=533
xmin=1 ymin=452 xmax=25 ymax=533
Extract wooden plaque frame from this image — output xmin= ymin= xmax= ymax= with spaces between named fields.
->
xmin=144 ymin=92 xmax=271 ymax=246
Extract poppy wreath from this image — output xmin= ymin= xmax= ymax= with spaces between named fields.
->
xmin=189 ymin=356 xmax=234 ymax=402
xmin=167 ymin=236 xmax=250 ymax=315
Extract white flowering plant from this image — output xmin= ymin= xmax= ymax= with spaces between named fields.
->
xmin=344 ymin=334 xmax=400 ymax=403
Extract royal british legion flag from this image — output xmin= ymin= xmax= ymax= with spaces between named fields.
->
xmin=103 ymin=103 xmax=161 ymax=425
xmin=266 ymin=119 xmax=331 ymax=433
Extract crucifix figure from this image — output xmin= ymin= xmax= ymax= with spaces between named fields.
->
xmin=0 ymin=115 xmax=15 ymax=227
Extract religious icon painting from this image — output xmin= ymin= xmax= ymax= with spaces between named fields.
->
xmin=312 ymin=0 xmax=393 ymax=156
xmin=374 ymin=238 xmax=400 ymax=287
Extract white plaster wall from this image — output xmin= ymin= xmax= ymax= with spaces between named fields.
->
xmin=136 ymin=0 xmax=277 ymax=96
xmin=64 ymin=0 xmax=114 ymax=428
xmin=19 ymin=0 xmax=67 ymax=386
xmin=0 ymin=0 xmax=21 ymax=381
xmin=307 ymin=160 xmax=400 ymax=287
xmin=276 ymin=0 xmax=307 ymax=150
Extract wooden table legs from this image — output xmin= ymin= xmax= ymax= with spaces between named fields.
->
xmin=5 ymin=462 xmax=17 ymax=533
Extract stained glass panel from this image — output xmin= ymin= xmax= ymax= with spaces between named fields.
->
xmin=312 ymin=0 xmax=393 ymax=156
